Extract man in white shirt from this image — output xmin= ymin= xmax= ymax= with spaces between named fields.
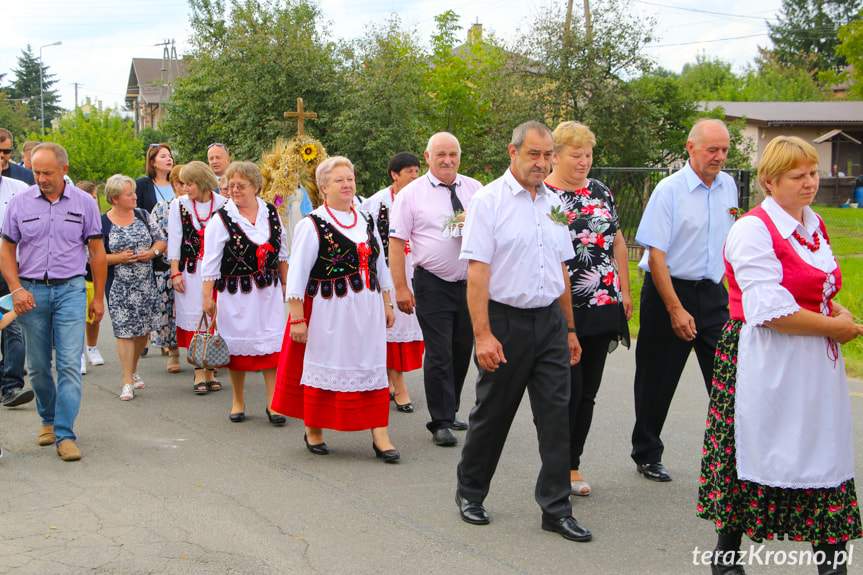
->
xmin=0 ymin=174 xmax=32 ymax=408
xmin=455 ymin=121 xmax=590 ymax=542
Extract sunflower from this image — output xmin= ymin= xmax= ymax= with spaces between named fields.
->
xmin=301 ymin=144 xmax=317 ymax=162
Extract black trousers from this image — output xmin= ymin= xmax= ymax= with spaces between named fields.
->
xmin=631 ymin=273 xmax=728 ymax=465
xmin=457 ymin=301 xmax=572 ymax=520
xmin=413 ymin=266 xmax=474 ymax=432
xmin=569 ymin=332 xmax=615 ymax=470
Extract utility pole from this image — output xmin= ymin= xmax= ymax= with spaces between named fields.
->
xmin=583 ymin=0 xmax=592 ymax=42
xmin=73 ymin=82 xmax=80 ymax=109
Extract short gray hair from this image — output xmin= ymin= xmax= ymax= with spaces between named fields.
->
xmin=511 ymin=121 xmax=552 ymax=151
xmin=425 ymin=132 xmax=461 ymax=156
xmin=316 ymin=156 xmax=355 ymax=190
xmin=224 ymin=161 xmax=263 ymax=193
xmin=32 ymin=142 xmax=69 ymax=169
xmin=688 ymin=118 xmax=728 ymax=145
xmin=104 ymin=174 xmax=136 ymax=205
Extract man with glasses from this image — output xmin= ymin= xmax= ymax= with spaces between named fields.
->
xmin=0 ymin=129 xmax=35 ymax=186
xmin=207 ymin=143 xmax=231 ymax=184
xmin=0 ymin=166 xmax=32 ymax=409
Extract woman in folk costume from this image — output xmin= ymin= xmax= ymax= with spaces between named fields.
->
xmin=168 ymin=162 xmax=227 ymax=394
xmin=360 ymin=152 xmax=424 ymax=413
xmin=272 ymin=156 xmax=400 ymax=462
xmin=697 ymin=136 xmax=863 ymax=575
xmin=201 ymin=162 xmax=288 ymax=425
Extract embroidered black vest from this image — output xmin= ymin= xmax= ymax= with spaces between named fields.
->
xmin=377 ymin=201 xmax=390 ymax=266
xmin=214 ymin=203 xmax=282 ymax=294
xmin=306 ymin=211 xmax=380 ymax=299
xmin=178 ymin=203 xmax=204 ymax=273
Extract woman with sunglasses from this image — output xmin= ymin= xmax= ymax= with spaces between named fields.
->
xmin=136 ymin=143 xmax=175 ymax=214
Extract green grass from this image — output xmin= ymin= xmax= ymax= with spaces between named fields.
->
xmin=625 ymin=207 xmax=863 ymax=377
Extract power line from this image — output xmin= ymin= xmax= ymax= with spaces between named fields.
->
xmin=647 ymin=32 xmax=769 ymax=48
xmin=633 ymin=0 xmax=778 ymax=21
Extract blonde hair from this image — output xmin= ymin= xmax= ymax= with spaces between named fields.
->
xmin=551 ymin=121 xmax=596 ymax=153
xmin=315 ymin=156 xmax=354 ymax=191
xmin=104 ymin=174 xmax=136 ymax=205
xmin=179 ymin=161 xmax=218 ymax=195
xmin=757 ymin=136 xmax=819 ymax=194
xmin=169 ymin=164 xmax=185 ymax=186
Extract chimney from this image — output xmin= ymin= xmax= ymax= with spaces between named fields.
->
xmin=469 ymin=21 xmax=482 ymax=44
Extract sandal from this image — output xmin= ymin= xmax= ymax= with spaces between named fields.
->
xmin=132 ymin=373 xmax=145 ymax=389
xmin=206 ymin=380 xmax=222 ymax=392
xmin=167 ymin=352 xmax=181 ymax=373
xmin=193 ymin=380 xmax=209 ymax=395
xmin=120 ymin=384 xmax=134 ymax=401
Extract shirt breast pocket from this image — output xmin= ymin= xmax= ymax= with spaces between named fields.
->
xmin=19 ymin=216 xmax=46 ymax=242
xmin=60 ymin=213 xmax=84 ymax=241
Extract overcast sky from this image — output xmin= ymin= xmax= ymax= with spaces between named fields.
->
xmin=1 ymin=0 xmax=783 ymax=112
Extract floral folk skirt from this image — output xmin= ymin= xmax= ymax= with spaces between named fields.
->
xmin=696 ymin=320 xmax=863 ymax=546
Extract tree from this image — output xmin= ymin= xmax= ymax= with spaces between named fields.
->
xmin=738 ymin=49 xmax=832 ymax=101
xmin=137 ymin=127 xmax=168 ymax=155
xmin=0 ymin=92 xmax=39 ymax=147
xmin=677 ymin=54 xmax=741 ymax=102
xmin=37 ymin=101 xmax=142 ymax=182
xmin=162 ymin=0 xmax=343 ymax=163
xmin=827 ymin=15 xmax=863 ymax=98
xmin=515 ymin=0 xmax=663 ymax=166
xmin=767 ymin=0 xmax=862 ymax=75
xmin=7 ymin=45 xmax=63 ymax=129
xmin=328 ymin=16 xmax=429 ymax=193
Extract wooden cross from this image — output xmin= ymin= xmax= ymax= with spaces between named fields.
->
xmin=284 ymin=97 xmax=317 ymax=137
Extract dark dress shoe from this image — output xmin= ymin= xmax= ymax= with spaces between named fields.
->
xmin=541 ymin=516 xmax=592 ymax=542
xmin=229 ymin=412 xmax=245 ymax=423
xmin=432 ymin=427 xmax=458 ymax=446
xmin=451 ymin=416 xmax=468 ymax=431
xmin=637 ymin=462 xmax=672 ymax=482
xmin=373 ymin=443 xmax=400 ymax=463
xmin=395 ymin=401 xmax=414 ymax=413
xmin=711 ymin=560 xmax=747 ymax=575
xmin=456 ymin=492 xmax=489 ymax=525
xmin=2 ymin=387 xmax=34 ymax=407
xmin=266 ymin=408 xmax=287 ymax=426
xmin=304 ymin=433 xmax=330 ymax=455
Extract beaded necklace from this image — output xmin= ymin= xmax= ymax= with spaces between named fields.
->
xmin=324 ymin=202 xmax=358 ymax=229
xmin=791 ymin=229 xmax=820 ymax=252
xmin=193 ymin=196 xmax=215 ymax=224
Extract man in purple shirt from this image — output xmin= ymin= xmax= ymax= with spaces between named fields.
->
xmin=0 ymin=143 xmax=106 ymax=461
xmin=389 ymin=132 xmax=483 ymax=446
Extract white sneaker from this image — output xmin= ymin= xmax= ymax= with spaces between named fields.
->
xmin=86 ymin=347 xmax=105 ymax=366
xmin=132 ymin=373 xmax=145 ymax=389
xmin=120 ymin=384 xmax=134 ymax=401
xmin=80 ymin=353 xmax=87 ymax=375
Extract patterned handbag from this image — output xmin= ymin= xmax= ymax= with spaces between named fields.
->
xmin=187 ymin=313 xmax=231 ymax=369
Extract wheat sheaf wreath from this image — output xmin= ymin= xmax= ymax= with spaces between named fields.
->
xmin=260 ymin=135 xmax=328 ymax=212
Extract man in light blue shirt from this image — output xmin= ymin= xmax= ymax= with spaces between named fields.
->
xmin=631 ymin=119 xmax=738 ymax=483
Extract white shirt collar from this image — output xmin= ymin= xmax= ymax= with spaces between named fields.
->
xmin=761 ymin=196 xmax=820 ymax=239
xmin=503 ymin=168 xmax=550 ymax=198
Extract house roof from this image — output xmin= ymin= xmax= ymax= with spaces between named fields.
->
xmin=126 ymin=58 xmax=188 ymax=107
xmin=704 ymin=101 xmax=863 ymax=127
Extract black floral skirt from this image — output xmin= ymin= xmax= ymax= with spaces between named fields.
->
xmin=696 ymin=320 xmax=863 ymax=546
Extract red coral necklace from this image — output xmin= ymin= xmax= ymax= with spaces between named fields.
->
xmin=324 ymin=202 xmax=358 ymax=229
xmin=193 ymin=196 xmax=214 ymax=224
xmin=791 ymin=229 xmax=820 ymax=252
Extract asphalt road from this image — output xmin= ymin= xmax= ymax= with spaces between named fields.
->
xmin=2 ymin=317 xmax=863 ymax=575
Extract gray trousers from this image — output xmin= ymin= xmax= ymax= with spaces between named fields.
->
xmin=457 ymin=300 xmax=572 ymax=520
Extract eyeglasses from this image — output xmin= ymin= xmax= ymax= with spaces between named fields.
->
xmin=227 ymin=183 xmax=252 ymax=191
xmin=0 ymin=149 xmax=12 ymax=155
xmin=208 ymin=143 xmax=228 ymax=152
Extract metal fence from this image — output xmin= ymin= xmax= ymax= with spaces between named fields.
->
xmin=588 ymin=167 xmax=751 ymax=261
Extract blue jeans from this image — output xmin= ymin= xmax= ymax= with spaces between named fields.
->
xmin=17 ymin=277 xmax=86 ymax=444
xmin=0 ymin=274 xmax=25 ymax=394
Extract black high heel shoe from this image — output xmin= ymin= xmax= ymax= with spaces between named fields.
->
xmin=373 ymin=442 xmax=400 ymax=463
xmin=267 ymin=408 xmax=287 ymax=426
xmin=229 ymin=411 xmax=245 ymax=423
xmin=304 ymin=433 xmax=329 ymax=455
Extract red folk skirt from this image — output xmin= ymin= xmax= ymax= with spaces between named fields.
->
xmin=386 ymin=340 xmax=424 ymax=372
xmin=271 ymin=297 xmax=389 ymax=431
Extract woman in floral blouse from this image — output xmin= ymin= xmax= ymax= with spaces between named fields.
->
xmin=545 ymin=121 xmax=632 ymax=497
